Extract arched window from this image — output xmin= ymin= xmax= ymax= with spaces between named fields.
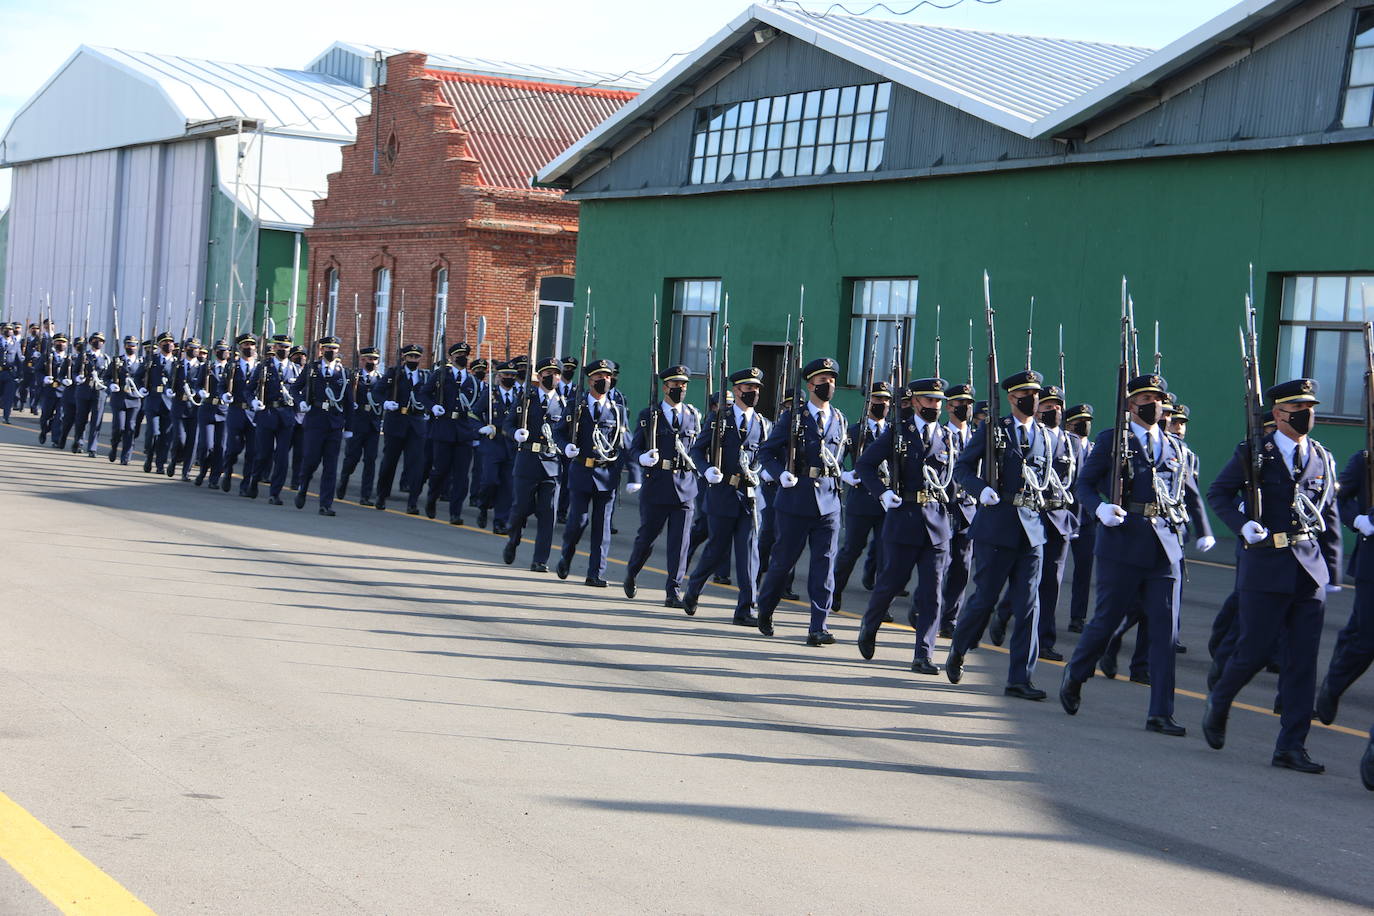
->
xmin=373 ymin=268 xmax=393 ymax=354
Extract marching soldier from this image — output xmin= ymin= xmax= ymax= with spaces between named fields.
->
xmin=37 ymin=332 xmax=72 ymax=446
xmin=556 ymin=359 xmax=629 ymax=586
xmin=193 ymin=340 xmax=231 ymax=486
xmin=69 ymin=331 xmax=111 ymax=457
xmin=755 ymin=357 xmax=848 ymax=645
xmin=247 ymin=334 xmax=300 ymax=504
xmin=501 ymin=355 xmax=565 ymax=571
xmin=939 ymin=382 xmax=977 ymax=638
xmin=946 ymin=369 xmax=1052 ymax=699
xmin=555 ymin=355 xmax=580 ymax=524
xmin=105 ymin=335 xmax=144 ymax=465
xmin=468 ymin=356 xmax=490 ymax=511
xmin=290 ymin=336 xmax=353 ymax=515
xmin=421 ymin=342 xmax=481 ymax=525
xmin=855 ymin=377 xmax=954 ymax=672
xmin=757 ymin=390 xmax=799 ymax=602
xmin=0 ymin=323 xmax=20 ymax=424
xmin=137 ymin=333 xmax=176 ymax=472
xmin=623 ymin=365 xmax=701 ymax=607
xmin=165 ymin=337 xmax=202 ymax=478
xmin=475 ymin=360 xmax=521 ymax=532
xmin=1064 ymin=404 xmax=1096 ymax=633
xmin=1203 ymin=378 xmax=1339 ymax=772
xmin=832 ymin=382 xmax=893 ymax=612
xmin=336 ymin=346 xmax=384 ymax=506
xmin=373 ymin=344 xmax=431 ymax=514
xmin=219 ymin=334 xmax=260 ymax=495
xmin=21 ymin=323 xmax=45 ymax=414
xmin=681 ymin=366 xmax=770 ymax=624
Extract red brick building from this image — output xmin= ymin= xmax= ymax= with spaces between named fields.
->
xmin=305 ymin=51 xmax=635 ymax=364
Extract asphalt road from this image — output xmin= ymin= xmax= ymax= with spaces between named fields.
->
xmin=0 ymin=413 xmax=1371 ymax=914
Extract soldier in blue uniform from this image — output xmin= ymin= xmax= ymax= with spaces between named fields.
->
xmin=755 ymin=357 xmax=848 ymax=645
xmin=1203 ymin=378 xmax=1340 ymax=773
xmin=937 ymin=383 xmax=977 ymax=639
xmin=56 ymin=335 xmax=87 ymax=448
xmin=20 ymin=323 xmax=45 ymax=415
xmin=136 ymin=333 xmax=177 ymax=471
xmin=945 ymin=369 xmax=1052 ymax=699
xmin=0 ymin=323 xmax=21 ymax=424
xmin=164 ymin=338 xmax=202 ymax=479
xmin=683 ymin=391 xmax=734 ymax=586
xmin=37 ymin=333 xmax=74 ymax=446
xmin=556 ymin=359 xmax=629 ymax=586
xmin=104 ymin=336 xmax=144 ymax=465
xmin=475 ymin=360 xmax=521 ymax=532
xmin=623 ymin=365 xmax=701 ymax=608
xmin=192 ymin=340 xmax=231 ymax=486
xmin=1060 ymin=374 xmax=1212 ymax=734
xmin=832 ymin=382 xmax=893 ymax=613
xmin=856 ymin=377 xmax=955 ymax=672
xmin=336 ymin=346 xmax=383 ymax=506
xmin=682 ymin=366 xmax=771 ymax=624
xmin=1063 ymin=404 xmax=1096 ymax=633
xmin=555 ymin=356 xmax=580 ymax=524
xmin=421 ymin=342 xmax=482 ymax=524
xmin=373 ymin=344 xmax=431 ymax=514
xmin=290 ymin=336 xmax=353 ymax=515
xmin=501 ymin=355 xmax=566 ymax=571
xmin=69 ymin=331 xmax=111 ymax=457
xmin=468 ymin=356 xmax=489 ymax=511
xmin=219 ymin=334 xmax=260 ymax=495
xmin=248 ymin=335 xmax=300 ymax=505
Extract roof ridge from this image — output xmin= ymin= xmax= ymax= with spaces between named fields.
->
xmin=423 ymin=69 xmax=637 ymax=100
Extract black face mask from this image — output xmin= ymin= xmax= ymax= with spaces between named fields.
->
xmin=1040 ymin=408 xmax=1061 ymax=429
xmin=869 ymin=401 xmax=889 ymax=420
xmin=900 ymin=405 xmax=915 ymax=420
xmin=666 ymin=386 xmax=685 ymax=404
xmin=362 ymin=360 xmax=378 ymax=372
xmin=1068 ymin=421 xmax=1091 ymax=438
xmin=739 ymin=389 xmax=759 ymax=408
xmin=499 ymin=377 xmax=515 ymax=389
xmin=591 ymin=377 xmax=609 ymax=395
xmin=1136 ymin=402 xmax=1159 ymax=425
xmin=918 ymin=405 xmax=940 ymax=423
xmin=404 ymin=359 xmax=421 ymax=371
xmin=951 ymin=403 xmax=970 ymax=423
xmin=1287 ymin=408 xmax=1313 ymax=435
xmin=1013 ymin=394 xmax=1038 ymax=416
xmin=813 ymin=382 xmax=833 ymax=402
xmin=540 ymin=374 xmax=557 ymax=391
xmin=452 ymin=356 xmax=469 ymax=368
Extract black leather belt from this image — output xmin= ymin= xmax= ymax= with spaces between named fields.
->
xmin=1247 ymin=531 xmax=1313 ymax=550
xmin=582 ymin=457 xmax=614 ymax=468
xmin=522 ymin=442 xmax=549 ymax=454
xmin=806 ymin=467 xmax=840 ymax=479
xmin=900 ymin=490 xmax=945 ymax=505
xmin=1128 ymin=501 xmax=1164 ymax=517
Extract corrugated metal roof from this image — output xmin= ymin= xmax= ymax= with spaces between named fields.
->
xmin=322 ymin=42 xmax=653 ymax=91
xmin=90 ymin=46 xmax=369 ymax=139
xmin=432 ymin=71 xmax=635 ymax=189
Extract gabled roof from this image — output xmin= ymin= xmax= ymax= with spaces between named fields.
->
xmin=536 ymin=3 xmax=1151 ymax=188
xmin=430 ymin=71 xmax=635 ymax=190
xmin=310 ymin=41 xmax=653 ymax=91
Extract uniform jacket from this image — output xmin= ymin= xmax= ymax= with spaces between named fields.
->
xmin=291 ymin=360 xmax=354 ymax=431
xmin=845 ymin=419 xmax=888 ymax=518
xmin=1338 ymin=450 xmax=1374 ymax=583
xmin=944 ymin=422 xmax=978 ymax=529
xmin=419 ymin=366 xmax=482 ymax=443
xmin=478 ymin=382 xmax=522 ymax=465
xmin=758 ymin=403 xmax=848 ymax=519
xmin=346 ymin=369 xmax=384 ymax=433
xmin=1041 ymin=427 xmax=1081 ymax=539
xmin=104 ymin=352 xmax=144 ymax=410
xmin=855 ymin=416 xmax=952 ymax=548
xmin=372 ymin=366 xmax=432 ymax=437
xmin=565 ymin=394 xmax=630 ymax=493
xmin=953 ymin=415 xmax=1050 ymax=549
xmin=75 ymin=350 xmax=111 ymax=400
xmin=503 ymin=386 xmax=564 ymax=479
xmin=627 ymin=402 xmax=702 ymax=506
xmin=690 ymin=405 xmax=769 ymax=518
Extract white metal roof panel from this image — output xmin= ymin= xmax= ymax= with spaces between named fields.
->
xmin=317 ymin=42 xmax=653 ymax=91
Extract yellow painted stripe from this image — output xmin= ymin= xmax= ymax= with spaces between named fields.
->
xmin=0 ymin=790 xmax=155 ymax=915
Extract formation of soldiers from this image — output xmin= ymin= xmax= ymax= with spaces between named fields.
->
xmin=0 ymin=307 xmax=1371 ymax=793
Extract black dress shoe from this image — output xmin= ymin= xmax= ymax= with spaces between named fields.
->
xmin=449 ymin=518 xmax=463 ymax=526
xmin=1039 ymin=647 xmax=1064 ymax=662
xmin=294 ymin=491 xmax=307 ymax=509
xmin=1271 ymin=748 xmax=1324 ymax=774
xmin=805 ymin=632 xmax=830 ymax=647
xmin=757 ymin=616 xmax=774 ymax=637
xmin=584 ymin=577 xmax=608 ymax=588
xmin=1129 ymin=672 xmax=1151 ymax=686
xmin=1360 ymin=738 xmax=1374 ymax=791
xmin=1145 ymin=716 xmax=1187 ymax=736
xmin=143 ymin=456 xmax=153 ymax=472
xmin=406 ymin=505 xmax=419 ymax=515
xmin=502 ymin=540 xmax=517 ymax=565
xmin=424 ymin=499 xmax=437 ymax=519
xmin=360 ymin=497 xmax=374 ymax=507
xmin=1314 ymin=677 xmax=1339 ymax=725
xmin=1067 ymin=619 xmax=1084 ymax=634
xmin=712 ymin=574 xmax=732 ymax=586
xmin=493 ymin=523 xmax=508 ymax=536
xmin=664 ymin=596 xmax=684 ymax=609
xmin=1060 ymin=672 xmax=1082 ymax=715
xmin=946 ymin=652 xmax=964 ymax=684
xmin=336 ymin=486 xmax=347 ymax=501
xmin=861 ymin=572 xmax=875 ymax=591
xmin=1099 ymin=655 xmax=1118 ymax=679
xmin=623 ymin=578 xmax=637 ymax=599
xmin=683 ymin=594 xmax=698 ymax=616
xmin=989 ymin=617 xmax=1007 ymax=647
xmin=556 ymin=556 xmax=571 ymax=580
xmin=732 ymin=612 xmax=758 ymax=626
xmin=938 ymin=624 xmax=955 ymax=640
xmin=556 ymin=514 xmax=567 ymax=525
xmin=319 ymin=508 xmax=336 ymax=517
xmin=1202 ymin=698 xmax=1228 ymax=750
xmin=109 ymin=451 xmax=118 ymax=463
xmin=1174 ymin=642 xmax=1187 ymax=654
xmin=882 ymin=611 xmax=894 ymax=623
xmin=1005 ymin=683 xmax=1047 ymax=701
xmin=610 ymin=526 xmax=618 ymax=534
xmin=269 ymin=496 xmax=284 ymax=506
xmin=831 ymin=596 xmax=842 ymax=613
xmin=857 ymin=627 xmax=876 ymax=660
xmin=248 ymin=482 xmax=260 ymax=499
xmin=781 ymin=590 xmax=799 ymax=601
xmin=374 ymin=498 xmax=387 ymax=511
xmin=195 ymin=468 xmax=207 ymax=486
xmin=477 ymin=509 xmax=488 ymax=528
xmin=911 ymin=658 xmax=940 ymax=675
xmin=220 ymin=475 xmax=232 ymax=492
xmin=529 ymin=562 xmax=549 ymax=573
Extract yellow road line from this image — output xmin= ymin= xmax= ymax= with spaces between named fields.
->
xmin=0 ymin=790 xmax=155 ymax=915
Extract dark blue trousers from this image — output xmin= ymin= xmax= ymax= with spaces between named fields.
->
xmin=377 ymin=428 xmax=425 ymax=510
xmin=254 ymin=410 xmax=295 ymax=498
xmin=560 ymin=488 xmax=616 ymax=579
xmin=686 ymin=508 xmax=759 ymax=616
xmin=508 ymin=475 xmax=558 ymax=565
xmin=71 ymin=390 xmax=106 ymax=452
xmin=428 ymin=439 xmax=474 ymax=520
xmin=951 ymin=537 xmax=1042 ymax=687
xmin=1324 ymin=582 xmax=1374 ymax=701
xmin=626 ymin=499 xmax=694 ymax=599
xmin=995 ymin=527 xmax=1069 ymax=650
xmin=196 ymin=417 xmax=224 ymax=480
xmin=221 ymin=409 xmax=257 ymax=491
xmin=863 ymin=529 xmax=948 ymax=662
xmin=479 ymin=456 xmax=515 ymax=527
xmin=1067 ymin=553 xmax=1178 ymax=718
xmin=338 ymin=426 xmax=380 ymax=501
xmin=834 ymin=511 xmax=884 ymax=601
xmin=756 ymin=508 xmax=840 ymax=634
xmin=940 ymin=528 xmax=973 ymax=629
xmin=1069 ymin=515 xmax=1097 ymax=623
xmin=298 ymin=427 xmax=343 ymax=511
xmin=1212 ymin=585 xmax=1324 ymax=752
xmin=110 ymin=402 xmax=140 ymax=462
xmin=0 ymin=376 xmax=16 ymax=421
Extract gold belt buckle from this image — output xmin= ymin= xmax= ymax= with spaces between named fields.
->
xmin=584 ymin=458 xmax=597 ymax=468
xmin=659 ymin=459 xmax=673 ymax=470
xmin=155 ymin=385 xmax=164 ymax=393
xmin=1273 ymin=532 xmax=1289 ymax=548
xmin=531 ymin=442 xmax=542 ymax=454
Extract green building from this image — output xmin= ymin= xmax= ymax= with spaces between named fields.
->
xmin=538 ymin=0 xmax=1374 ymax=503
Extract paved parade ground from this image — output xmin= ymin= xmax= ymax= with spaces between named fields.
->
xmin=0 ymin=413 xmax=1371 ymax=914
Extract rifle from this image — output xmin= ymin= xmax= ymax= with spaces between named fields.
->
xmin=435 ymin=284 xmax=449 ymax=406
xmin=647 ymin=294 xmax=661 ymax=450
xmin=1153 ymin=320 xmax=1163 ymax=375
xmin=890 ymin=317 xmax=906 ymax=497
xmin=711 ymin=293 xmax=731 ymax=470
xmin=111 ymin=293 xmax=123 ymax=390
xmin=933 ymin=303 xmax=942 ymax=379
xmin=224 ymin=306 xmax=238 ymax=404
xmin=855 ymin=322 xmax=879 ymax=463
xmin=1058 ymin=323 xmax=1066 ymax=396
xmin=568 ymin=295 xmax=592 ymax=451
xmin=1108 ymin=278 xmax=1135 ymax=508
xmin=1025 ymin=297 xmax=1035 ymax=372
xmin=44 ymin=294 xmax=55 ymax=387
xmin=785 ymin=286 xmax=806 ymax=475
xmin=351 ymin=305 xmax=363 ymax=404
xmin=504 ymin=306 xmax=511 ymax=362
xmin=774 ymin=314 xmax=791 ymax=422
xmin=1127 ymin=295 xmax=1140 ymax=377
xmin=520 ymin=292 xmax=543 ymax=434
xmin=256 ymin=314 xmax=273 ymax=404
xmin=1363 ymin=319 xmax=1374 ymax=507
xmin=983 ymin=271 xmax=1001 ymax=493
xmin=1239 ymin=292 xmax=1265 ymax=524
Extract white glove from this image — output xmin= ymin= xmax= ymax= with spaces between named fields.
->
xmin=704 ymin=466 xmax=724 ymax=484
xmin=343 ymin=431 xmax=353 ymax=439
xmin=979 ymin=487 xmax=1000 ymax=507
xmin=198 ymin=389 xmax=210 ymax=399
xmin=840 ymin=469 xmax=859 ymax=486
xmin=1325 ymin=584 xmax=1343 ymax=594
xmin=760 ymin=468 xmax=775 ymax=483
xmin=431 ymin=404 xmax=445 ymax=417
xmin=299 ymin=403 xmax=311 ymax=413
xmin=564 ymin=444 xmax=580 ymax=459
xmin=479 ymin=424 xmax=496 ymax=436
xmin=1095 ymin=503 xmax=1126 ymax=527
xmin=93 ymin=382 xmax=105 ymax=391
xmin=251 ymin=398 xmax=265 ymax=411
xmin=638 ymin=449 xmax=659 ymax=468
xmin=779 ymin=471 xmax=798 ymax=488
xmin=626 ymin=482 xmax=642 ymax=494
xmin=880 ymin=490 xmax=903 ymax=511
xmin=1355 ymin=514 xmax=1374 ymax=537
xmin=61 ymin=378 xmax=72 ymax=387
xmin=1195 ymin=536 xmax=1216 ymax=552
xmin=76 ymin=375 xmax=85 ymax=383
xmin=1241 ymin=520 xmax=1269 ymax=545
xmin=138 ymin=387 xmax=149 ymax=398
xmin=514 ymin=427 xmax=530 ymax=443
xmin=43 ymin=375 xmax=53 ymax=385
xmin=383 ymin=400 xmax=399 ymax=411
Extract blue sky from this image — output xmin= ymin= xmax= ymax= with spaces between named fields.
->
xmin=0 ymin=0 xmax=1241 ymax=209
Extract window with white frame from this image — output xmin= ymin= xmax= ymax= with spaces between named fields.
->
xmin=1341 ymin=9 xmax=1374 ymax=128
xmin=433 ymin=268 xmax=450 ymax=344
xmin=847 ymin=278 xmax=918 ymax=388
xmin=325 ymin=268 xmax=340 ymax=336
xmin=373 ymin=268 xmax=392 ymax=354
xmin=1276 ymin=273 xmax=1374 ymax=419
xmin=537 ymin=276 xmax=575 ymax=359
xmin=669 ymin=279 xmax=721 ymax=375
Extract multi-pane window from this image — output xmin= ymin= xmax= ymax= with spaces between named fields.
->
xmin=373 ymin=268 xmax=392 ymax=355
xmin=433 ymin=267 xmax=449 ymax=344
xmin=847 ymin=278 xmax=918 ymax=388
xmin=324 ymin=268 xmax=339 ymax=336
xmin=1277 ymin=273 xmax=1374 ymax=419
xmin=669 ymin=279 xmax=722 ymax=375
xmin=537 ymin=276 xmax=575 ymax=359
xmin=689 ymin=82 xmax=891 ymax=185
xmin=1341 ymin=9 xmax=1374 ymax=128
